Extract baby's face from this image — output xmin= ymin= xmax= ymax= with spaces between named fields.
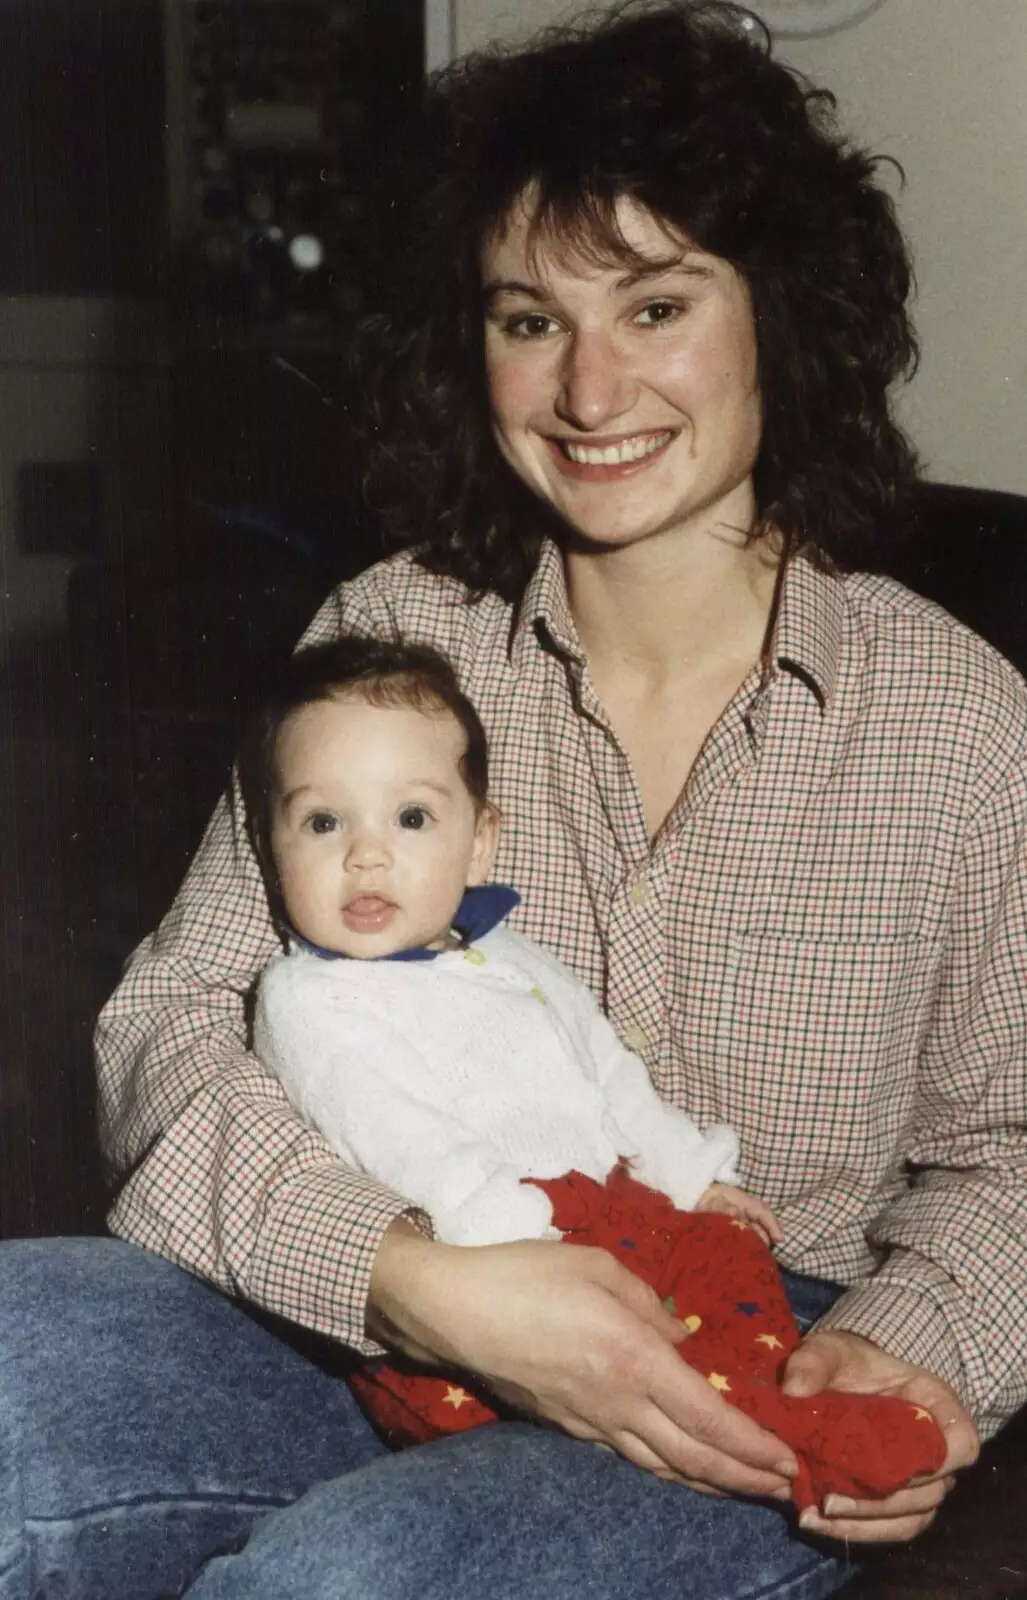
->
xmin=269 ymin=694 xmax=497 ymax=958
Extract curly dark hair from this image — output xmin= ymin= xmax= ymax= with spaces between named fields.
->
xmin=356 ymin=0 xmax=919 ymax=602
xmin=237 ymin=637 xmax=491 ymax=927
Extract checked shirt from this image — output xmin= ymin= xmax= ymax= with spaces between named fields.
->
xmin=97 ymin=540 xmax=1027 ymax=1436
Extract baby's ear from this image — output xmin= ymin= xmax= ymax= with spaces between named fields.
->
xmin=467 ymin=802 xmax=501 ymax=885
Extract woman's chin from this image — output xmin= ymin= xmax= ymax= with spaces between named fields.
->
xmin=557 ymin=518 xmax=671 ymax=558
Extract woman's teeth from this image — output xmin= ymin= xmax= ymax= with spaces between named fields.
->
xmin=562 ymin=432 xmax=671 ymax=466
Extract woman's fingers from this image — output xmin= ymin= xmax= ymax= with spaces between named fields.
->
xmin=527 ymin=1310 xmax=798 ymax=1494
xmin=642 ymin=1359 xmax=797 ymax=1491
xmin=819 ymin=1476 xmax=953 ymax=1521
xmin=548 ymin=1396 xmax=796 ymax=1500
xmin=594 ymin=1424 xmax=785 ymax=1500
xmin=799 ymin=1502 xmax=940 ymax=1543
xmin=798 ymin=1465 xmax=954 ymax=1542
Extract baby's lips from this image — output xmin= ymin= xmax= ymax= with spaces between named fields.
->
xmin=342 ymin=895 xmax=398 ymax=930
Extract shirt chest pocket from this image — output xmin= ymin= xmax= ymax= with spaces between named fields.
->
xmin=709 ymin=929 xmax=941 ymax=1173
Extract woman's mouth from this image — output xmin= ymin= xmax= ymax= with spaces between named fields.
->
xmin=549 ymin=430 xmax=674 ymax=479
xmin=343 ymin=895 xmax=397 ymax=933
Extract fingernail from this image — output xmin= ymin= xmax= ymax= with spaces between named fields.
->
xmin=776 ymin=1459 xmax=798 ymax=1478
xmin=798 ymin=1509 xmax=819 ymax=1530
xmin=824 ymin=1495 xmax=855 ymax=1515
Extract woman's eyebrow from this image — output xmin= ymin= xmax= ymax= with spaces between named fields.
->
xmin=483 ymin=259 xmax=716 ymax=304
xmin=482 ymin=280 xmax=547 ymax=305
xmin=615 ymin=258 xmax=715 ymax=289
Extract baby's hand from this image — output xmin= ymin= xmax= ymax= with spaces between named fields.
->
xmin=696 ymin=1182 xmax=784 ymax=1248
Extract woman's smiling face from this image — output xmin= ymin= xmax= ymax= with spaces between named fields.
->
xmin=482 ymin=195 xmax=762 ymax=555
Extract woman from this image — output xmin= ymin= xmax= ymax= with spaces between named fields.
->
xmin=1 ymin=4 xmax=1021 ymax=1597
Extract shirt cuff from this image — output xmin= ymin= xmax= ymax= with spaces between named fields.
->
xmin=111 ymin=1159 xmax=435 ymax=1359
xmin=246 ymin=1165 xmax=436 ymax=1357
xmin=811 ymin=1279 xmax=966 ymax=1403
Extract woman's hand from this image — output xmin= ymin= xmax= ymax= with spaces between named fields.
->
xmin=781 ymin=1329 xmax=980 ymax=1543
xmin=367 ymin=1220 xmax=798 ymax=1497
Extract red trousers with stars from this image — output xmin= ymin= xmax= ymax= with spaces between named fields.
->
xmin=349 ymin=1166 xmax=946 ymax=1512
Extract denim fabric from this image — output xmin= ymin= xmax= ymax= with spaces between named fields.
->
xmin=0 ymin=1238 xmax=855 ymax=1599
xmin=0 ymin=1240 xmax=384 ymax=1599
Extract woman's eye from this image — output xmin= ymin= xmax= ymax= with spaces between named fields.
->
xmin=307 ymin=812 xmax=338 ymax=835
xmin=504 ymin=311 xmax=559 ymax=340
xmin=398 ymin=806 xmax=430 ymax=831
xmin=635 ymin=299 xmax=682 ymax=327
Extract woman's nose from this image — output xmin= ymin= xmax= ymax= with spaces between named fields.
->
xmin=555 ymin=329 xmax=634 ymax=431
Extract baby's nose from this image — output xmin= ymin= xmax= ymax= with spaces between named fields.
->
xmin=345 ymin=828 xmax=390 ymax=868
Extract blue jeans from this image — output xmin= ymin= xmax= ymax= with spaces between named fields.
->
xmin=0 ymin=1238 xmax=856 ymax=1599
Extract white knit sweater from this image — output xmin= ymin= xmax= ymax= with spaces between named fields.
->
xmin=254 ymin=925 xmax=739 ymax=1246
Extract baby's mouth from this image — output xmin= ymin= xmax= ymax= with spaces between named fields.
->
xmin=343 ymin=895 xmax=397 ymax=933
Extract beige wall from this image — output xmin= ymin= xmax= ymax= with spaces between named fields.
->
xmin=455 ymin=0 xmax=576 ymax=49
xmin=453 ymin=0 xmax=1027 ymax=495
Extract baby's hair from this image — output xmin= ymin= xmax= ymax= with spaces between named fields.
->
xmin=237 ymin=636 xmax=490 ymax=925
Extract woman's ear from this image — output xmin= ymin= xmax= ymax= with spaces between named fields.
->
xmin=467 ymin=802 xmax=501 ymax=885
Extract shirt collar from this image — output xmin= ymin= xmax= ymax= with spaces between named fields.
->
xmin=511 ymin=538 xmax=583 ymax=672
xmin=768 ymin=551 xmax=845 ymax=711
xmin=286 ymin=883 xmax=521 ymax=964
xmin=510 ymin=537 xmax=845 ymax=710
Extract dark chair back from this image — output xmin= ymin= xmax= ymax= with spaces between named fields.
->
xmin=875 ymin=483 xmax=1027 ymax=678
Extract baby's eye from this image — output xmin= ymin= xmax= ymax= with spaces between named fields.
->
xmin=634 ymin=299 xmax=682 ymax=327
xmin=398 ymin=806 xmax=430 ymax=831
xmin=307 ymin=812 xmax=338 ymax=835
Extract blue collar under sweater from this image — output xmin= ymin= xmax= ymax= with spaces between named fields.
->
xmin=286 ymin=882 xmax=521 ymax=963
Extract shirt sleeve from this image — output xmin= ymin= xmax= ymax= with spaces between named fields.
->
xmin=95 ymin=573 xmax=432 ymax=1355
xmin=814 ymin=747 xmax=1027 ymax=1436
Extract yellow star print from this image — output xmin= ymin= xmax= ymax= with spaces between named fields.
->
xmin=443 ymin=1386 xmax=474 ymax=1410
xmin=707 ymin=1372 xmax=732 ymax=1393
xmin=911 ymin=1406 xmax=933 ymax=1422
xmin=681 ymin=1314 xmax=702 ymax=1335
xmin=755 ymin=1333 xmax=784 ymax=1350
xmin=730 ymin=1219 xmax=752 ymax=1230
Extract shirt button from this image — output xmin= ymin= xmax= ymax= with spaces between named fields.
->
xmin=627 ymin=877 xmax=651 ymax=908
xmin=622 ymin=1025 xmax=649 ymax=1055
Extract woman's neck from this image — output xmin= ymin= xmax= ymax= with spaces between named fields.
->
xmin=565 ymin=524 xmax=783 ymax=688
xmin=563 ymin=525 xmax=785 ymax=837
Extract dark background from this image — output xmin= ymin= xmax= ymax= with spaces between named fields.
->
xmin=0 ymin=0 xmax=420 ymax=1238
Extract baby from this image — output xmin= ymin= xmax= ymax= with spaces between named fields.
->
xmin=242 ymin=636 xmax=946 ymax=1510
xmin=243 ymin=635 xmax=777 ymax=1248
